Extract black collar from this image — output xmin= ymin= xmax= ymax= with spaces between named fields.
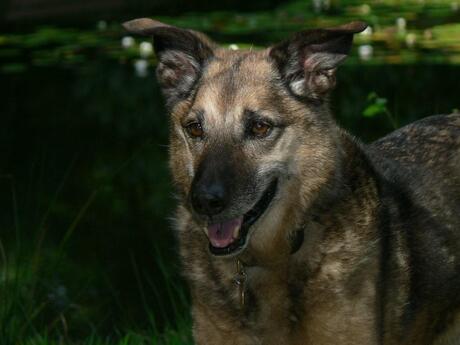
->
xmin=290 ymin=228 xmax=305 ymax=254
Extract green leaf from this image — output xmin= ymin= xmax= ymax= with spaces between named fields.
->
xmin=363 ymin=103 xmax=383 ymax=117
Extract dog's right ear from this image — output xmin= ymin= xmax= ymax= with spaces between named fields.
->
xmin=269 ymin=21 xmax=367 ymax=101
xmin=123 ymin=18 xmax=215 ymax=107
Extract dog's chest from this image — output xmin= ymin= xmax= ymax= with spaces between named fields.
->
xmin=291 ymin=291 xmax=378 ymax=345
xmin=254 ymin=292 xmax=377 ymax=345
xmin=192 ymin=261 xmax=378 ymax=345
xmin=195 ymin=290 xmax=377 ymax=345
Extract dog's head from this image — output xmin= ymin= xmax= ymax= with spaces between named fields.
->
xmin=124 ymin=19 xmax=366 ymax=257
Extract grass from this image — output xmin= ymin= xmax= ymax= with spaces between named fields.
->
xmin=0 ymin=238 xmax=193 ymax=345
xmin=14 ymin=328 xmax=193 ymax=345
xmin=0 ymin=171 xmax=192 ymax=344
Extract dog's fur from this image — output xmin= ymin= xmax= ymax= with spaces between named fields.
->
xmin=124 ymin=18 xmax=460 ymax=345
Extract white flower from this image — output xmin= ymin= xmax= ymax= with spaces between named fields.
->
xmin=229 ymin=44 xmax=239 ymax=50
xmin=360 ymin=4 xmax=371 ymax=15
xmin=139 ymin=41 xmax=153 ymax=58
xmin=405 ymin=33 xmax=417 ymax=48
xmin=360 ymin=26 xmax=373 ymax=36
xmin=121 ymin=36 xmax=135 ymax=49
xmin=358 ymin=45 xmax=373 ymax=61
xmin=134 ymin=59 xmax=149 ymax=78
xmin=452 ymin=2 xmax=459 ymax=11
xmin=396 ymin=18 xmax=407 ymax=33
xmin=97 ymin=20 xmax=107 ymax=31
xmin=313 ymin=0 xmax=322 ymax=13
xmin=312 ymin=0 xmax=331 ymax=12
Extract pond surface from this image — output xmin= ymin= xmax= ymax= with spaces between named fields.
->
xmin=1 ymin=0 xmax=460 ymax=339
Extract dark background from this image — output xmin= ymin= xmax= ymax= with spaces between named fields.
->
xmin=1 ymin=0 xmax=460 ymax=343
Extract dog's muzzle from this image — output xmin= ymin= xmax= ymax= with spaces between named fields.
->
xmin=206 ymin=179 xmax=278 ymax=256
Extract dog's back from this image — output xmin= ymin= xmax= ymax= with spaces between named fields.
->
xmin=370 ymin=113 xmax=460 ymax=224
xmin=368 ymin=114 xmax=460 ymax=344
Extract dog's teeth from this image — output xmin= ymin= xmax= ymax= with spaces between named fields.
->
xmin=233 ymin=224 xmax=241 ymax=239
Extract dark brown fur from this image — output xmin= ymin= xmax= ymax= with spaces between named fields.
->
xmin=124 ymin=18 xmax=460 ymax=345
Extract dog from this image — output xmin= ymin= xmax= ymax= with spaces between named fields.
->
xmin=123 ymin=18 xmax=460 ymax=345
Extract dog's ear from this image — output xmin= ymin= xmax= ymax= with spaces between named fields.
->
xmin=269 ymin=22 xmax=367 ymax=100
xmin=123 ymin=18 xmax=216 ymax=107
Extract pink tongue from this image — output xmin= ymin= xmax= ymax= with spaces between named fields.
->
xmin=207 ymin=218 xmax=243 ymax=248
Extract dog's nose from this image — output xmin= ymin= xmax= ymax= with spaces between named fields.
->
xmin=191 ymin=183 xmax=227 ymax=216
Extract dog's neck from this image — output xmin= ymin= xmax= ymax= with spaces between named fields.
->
xmin=232 ymin=228 xmax=305 ymax=308
xmin=236 ymin=227 xmax=305 ymax=267
xmin=233 ymin=129 xmax=376 ymax=268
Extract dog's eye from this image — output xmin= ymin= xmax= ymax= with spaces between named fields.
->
xmin=186 ymin=122 xmax=204 ymax=138
xmin=250 ymin=121 xmax=272 ymax=138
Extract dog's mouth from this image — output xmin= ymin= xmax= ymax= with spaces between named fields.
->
xmin=206 ymin=179 xmax=278 ymax=256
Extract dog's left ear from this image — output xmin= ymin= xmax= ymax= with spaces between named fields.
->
xmin=269 ymin=22 xmax=367 ymax=100
xmin=123 ymin=18 xmax=216 ymax=107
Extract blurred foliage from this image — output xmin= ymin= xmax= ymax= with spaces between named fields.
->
xmin=1 ymin=0 xmax=460 ymax=343
xmin=1 ymin=0 xmax=460 ymax=73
